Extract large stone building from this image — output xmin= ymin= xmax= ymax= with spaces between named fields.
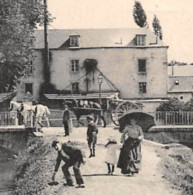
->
xmin=17 ymin=27 xmax=169 ymax=111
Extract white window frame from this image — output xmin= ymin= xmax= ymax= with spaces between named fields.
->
xmin=71 ymin=60 xmax=79 ymax=72
xmin=70 ymin=36 xmax=79 ymax=47
xmin=136 ymin=35 xmax=146 ymax=46
xmin=139 ymin=82 xmax=147 ymax=94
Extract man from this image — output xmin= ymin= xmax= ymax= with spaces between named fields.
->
xmin=87 ymin=115 xmax=98 ymax=158
xmin=52 ymin=140 xmax=85 ymax=188
xmin=63 ymin=105 xmax=70 ymax=136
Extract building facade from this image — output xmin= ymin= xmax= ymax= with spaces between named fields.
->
xmin=17 ymin=28 xmax=169 ymax=111
xmin=168 ymin=76 xmax=193 ymax=102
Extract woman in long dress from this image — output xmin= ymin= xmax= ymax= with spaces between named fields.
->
xmin=117 ymin=119 xmax=144 ymax=176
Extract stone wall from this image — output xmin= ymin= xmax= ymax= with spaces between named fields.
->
xmin=0 ymin=129 xmax=29 ymax=154
xmin=145 ymin=126 xmax=193 ymax=144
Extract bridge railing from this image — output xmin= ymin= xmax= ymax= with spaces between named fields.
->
xmin=0 ymin=111 xmax=35 ymax=127
xmin=3 ymin=110 xmax=193 ymax=128
xmin=150 ymin=111 xmax=193 ymax=125
xmin=0 ymin=111 xmax=17 ymax=126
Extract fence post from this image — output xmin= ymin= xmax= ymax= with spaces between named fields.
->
xmin=30 ymin=111 xmax=33 ymax=128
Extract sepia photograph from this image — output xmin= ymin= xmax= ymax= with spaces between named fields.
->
xmin=0 ymin=0 xmax=193 ymax=194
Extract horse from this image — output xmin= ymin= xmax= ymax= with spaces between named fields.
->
xmin=64 ymin=99 xmax=106 ymax=128
xmin=9 ymin=101 xmax=50 ymax=129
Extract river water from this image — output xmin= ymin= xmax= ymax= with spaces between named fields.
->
xmin=0 ymin=147 xmax=16 ymax=195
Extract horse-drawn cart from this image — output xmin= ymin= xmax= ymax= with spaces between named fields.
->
xmin=65 ymin=98 xmax=143 ymax=127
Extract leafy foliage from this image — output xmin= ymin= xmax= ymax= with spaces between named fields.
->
xmin=0 ymin=0 xmax=53 ymax=92
xmin=157 ymin=98 xmax=193 ymax=112
xmin=133 ymin=1 xmax=147 ymax=28
xmin=184 ymin=98 xmax=193 ymax=111
xmin=152 ymin=15 xmax=163 ymax=40
xmin=156 ymin=98 xmax=185 ymax=111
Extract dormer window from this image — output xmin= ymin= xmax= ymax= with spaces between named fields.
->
xmin=136 ymin=34 xmax=146 ymax=46
xmin=69 ymin=34 xmax=80 ymax=47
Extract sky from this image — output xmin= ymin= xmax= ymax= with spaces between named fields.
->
xmin=47 ymin=0 xmax=193 ymax=64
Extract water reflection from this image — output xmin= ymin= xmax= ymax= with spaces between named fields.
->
xmin=0 ymin=147 xmax=16 ymax=195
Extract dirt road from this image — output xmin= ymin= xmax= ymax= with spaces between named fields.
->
xmin=42 ymin=127 xmax=181 ymax=195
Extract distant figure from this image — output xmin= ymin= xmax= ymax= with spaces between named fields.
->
xmin=105 ymin=137 xmax=119 ymax=175
xmin=63 ymin=105 xmax=70 ymax=136
xmin=86 ymin=115 xmax=98 ymax=158
xmin=117 ymin=119 xmax=144 ymax=176
xmin=51 ymin=140 xmax=85 ymax=188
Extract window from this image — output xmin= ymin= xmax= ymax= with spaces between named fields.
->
xmin=180 ymin=96 xmax=183 ymax=100
xmin=72 ymin=82 xmax=79 ymax=93
xmin=71 ymin=60 xmax=79 ymax=72
xmin=138 ymin=59 xmax=146 ymax=75
xmin=139 ymin=82 xmax=146 ymax=94
xmin=136 ymin=35 xmax=146 ymax=46
xmin=70 ymin=35 xmax=79 ymax=47
xmin=25 ymin=83 xmax=33 ymax=94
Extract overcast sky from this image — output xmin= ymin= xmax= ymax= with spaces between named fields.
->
xmin=47 ymin=0 xmax=193 ymax=64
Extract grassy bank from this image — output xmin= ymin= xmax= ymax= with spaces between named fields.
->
xmin=157 ymin=145 xmax=193 ymax=195
xmin=14 ymin=136 xmax=57 ymax=195
xmin=14 ymin=135 xmax=87 ymax=195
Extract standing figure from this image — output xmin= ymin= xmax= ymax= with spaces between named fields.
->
xmin=86 ymin=115 xmax=98 ymax=158
xmin=51 ymin=140 xmax=85 ymax=188
xmin=117 ymin=119 xmax=144 ymax=176
xmin=105 ymin=137 xmax=119 ymax=175
xmin=63 ymin=105 xmax=70 ymax=136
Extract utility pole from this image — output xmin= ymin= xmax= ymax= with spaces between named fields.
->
xmin=44 ymin=0 xmax=50 ymax=84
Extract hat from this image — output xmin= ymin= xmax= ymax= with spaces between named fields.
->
xmin=87 ymin=115 xmax=94 ymax=121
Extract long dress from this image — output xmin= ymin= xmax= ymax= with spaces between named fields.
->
xmin=117 ymin=124 xmax=143 ymax=174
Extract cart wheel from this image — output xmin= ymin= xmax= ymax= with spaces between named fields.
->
xmin=110 ymin=101 xmax=141 ymax=126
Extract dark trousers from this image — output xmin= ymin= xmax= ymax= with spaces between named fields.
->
xmin=62 ymin=161 xmax=84 ymax=185
xmin=63 ymin=121 xmax=69 ymax=135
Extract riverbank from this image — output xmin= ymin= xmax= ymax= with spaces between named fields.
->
xmin=14 ymin=127 xmax=185 ymax=195
xmin=156 ymin=143 xmax=193 ymax=195
xmin=14 ymin=136 xmax=56 ymax=194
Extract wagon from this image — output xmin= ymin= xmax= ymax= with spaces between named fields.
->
xmin=108 ymin=99 xmax=143 ymax=126
xmin=64 ymin=98 xmax=143 ymax=127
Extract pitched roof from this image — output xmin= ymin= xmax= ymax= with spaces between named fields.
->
xmin=34 ymin=28 xmax=167 ymax=49
xmin=0 ymin=92 xmax=17 ymax=103
xmin=168 ymin=76 xmax=193 ymax=93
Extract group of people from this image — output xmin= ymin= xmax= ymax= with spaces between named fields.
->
xmin=52 ymin=106 xmax=144 ymax=188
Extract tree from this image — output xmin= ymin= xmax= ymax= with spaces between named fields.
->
xmin=152 ymin=15 xmax=163 ymax=40
xmin=0 ymin=0 xmax=53 ymax=92
xmin=133 ymin=1 xmax=147 ymax=28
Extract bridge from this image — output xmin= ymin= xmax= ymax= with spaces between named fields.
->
xmin=0 ymin=126 xmax=30 ymax=154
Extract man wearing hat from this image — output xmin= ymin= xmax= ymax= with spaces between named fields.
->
xmin=51 ymin=140 xmax=85 ymax=188
xmin=86 ymin=115 xmax=98 ymax=158
xmin=63 ymin=104 xmax=70 ymax=136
